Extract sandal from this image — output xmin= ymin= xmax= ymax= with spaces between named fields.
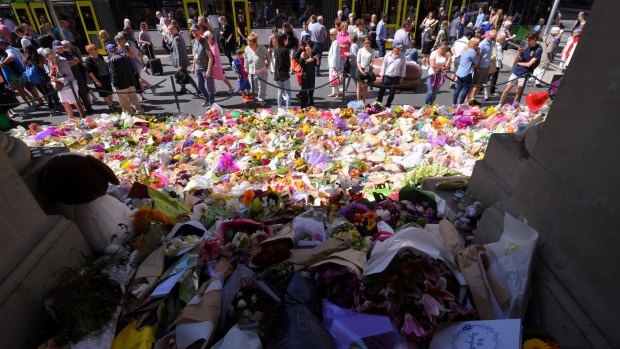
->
xmin=327 ymin=93 xmax=336 ymax=97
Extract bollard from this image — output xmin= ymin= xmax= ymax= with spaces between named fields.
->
xmin=69 ymin=81 xmax=85 ymax=117
xmin=341 ymin=73 xmax=346 ymax=109
xmin=251 ymin=74 xmax=257 ymax=113
xmin=170 ymin=76 xmax=181 ymax=113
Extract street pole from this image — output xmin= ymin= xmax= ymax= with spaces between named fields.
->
xmin=543 ymin=0 xmax=561 ymax=37
xmin=44 ymin=0 xmax=67 ymax=41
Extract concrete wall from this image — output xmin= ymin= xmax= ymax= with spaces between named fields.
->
xmin=467 ymin=1 xmax=620 ymax=347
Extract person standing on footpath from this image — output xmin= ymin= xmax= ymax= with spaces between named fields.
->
xmin=295 ymin=40 xmax=318 ymax=108
xmin=53 ymin=40 xmax=94 ymax=114
xmin=106 ymin=44 xmax=143 ymax=115
xmin=453 ymin=37 xmax=480 ymax=105
xmin=203 ymin=31 xmax=235 ymax=94
xmin=376 ymin=40 xmax=406 ymax=108
xmin=531 ymin=26 xmax=561 ymax=87
xmin=169 ymin=24 xmax=199 ymax=96
xmin=376 ymin=13 xmax=388 ymax=57
xmin=190 ymin=24 xmax=215 ymax=107
xmin=309 ymin=15 xmax=327 ymax=76
xmin=499 ymin=31 xmax=542 ymax=106
xmin=467 ymin=29 xmax=495 ymax=103
xmin=245 ymin=32 xmax=270 ymax=108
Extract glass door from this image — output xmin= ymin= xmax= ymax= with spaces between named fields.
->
xmin=339 ymin=0 xmax=355 ymax=19
xmin=231 ymin=0 xmax=250 ymax=46
xmin=29 ymin=2 xmax=52 ymax=31
xmin=182 ymin=0 xmax=202 ymax=25
xmin=384 ymin=0 xmax=405 ymax=48
xmin=10 ymin=3 xmax=35 ymax=28
xmin=75 ymin=1 xmax=105 ymax=54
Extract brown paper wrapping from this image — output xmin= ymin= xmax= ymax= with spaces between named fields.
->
xmin=172 ymin=258 xmax=233 ymax=327
xmin=310 ymin=249 xmax=367 ymax=278
xmin=439 ymin=219 xmax=511 ymax=320
xmin=286 ymin=238 xmax=349 ymax=267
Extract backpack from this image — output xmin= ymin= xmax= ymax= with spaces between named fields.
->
xmin=23 ymin=36 xmax=39 ymax=50
xmin=25 ymin=63 xmax=42 ymax=85
xmin=291 ymin=56 xmax=302 ymax=86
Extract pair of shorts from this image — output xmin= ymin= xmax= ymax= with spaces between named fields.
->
xmin=8 ymin=75 xmax=26 ymax=86
xmin=422 ymin=41 xmax=435 ymax=54
xmin=96 ymin=75 xmax=113 ymax=98
xmin=472 ymin=67 xmax=490 ymax=87
xmin=58 ymin=81 xmax=78 ymax=105
xmin=507 ymin=73 xmax=527 ymax=86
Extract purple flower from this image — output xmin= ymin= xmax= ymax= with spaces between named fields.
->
xmin=420 ymin=293 xmax=444 ymax=321
xmin=215 ymin=153 xmax=240 ymax=173
xmin=333 ymin=117 xmax=347 ymax=130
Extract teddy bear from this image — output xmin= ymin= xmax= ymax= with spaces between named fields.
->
xmin=454 ymin=201 xmax=483 ymax=231
xmin=38 ymin=153 xmax=135 ymax=254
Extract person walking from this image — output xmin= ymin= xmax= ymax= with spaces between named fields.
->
xmin=41 ymin=48 xmax=84 ymax=118
xmin=309 ymin=15 xmax=327 ymax=76
xmin=115 ymin=33 xmax=151 ymax=102
xmin=327 ymin=28 xmax=342 ymax=98
xmin=356 ymin=36 xmax=374 ymax=103
xmin=244 ymin=32 xmax=270 ymax=107
xmin=53 ymin=40 xmax=94 ymax=114
xmin=138 ymin=22 xmax=155 ymax=61
xmin=453 ymin=37 xmax=480 ymax=105
xmin=394 ymin=20 xmax=416 ymax=62
xmin=337 ymin=21 xmax=351 ymax=66
xmin=190 ymin=24 xmax=215 ymax=107
xmin=123 ymin=19 xmax=138 ymax=45
xmin=487 ymin=32 xmax=506 ymax=97
xmin=433 ymin=21 xmax=449 ymax=49
xmin=106 ymin=44 xmax=143 ymax=115
xmin=274 ymin=33 xmax=291 ymax=109
xmin=219 ymin=16 xmax=236 ymax=69
xmin=425 ymin=41 xmax=451 ymax=105
xmin=376 ymin=40 xmax=406 ymax=108
xmin=169 ymin=24 xmax=198 ymax=96
xmin=376 ymin=13 xmax=388 ymax=57
xmin=573 ymin=12 xmax=586 ymax=31
xmin=83 ymin=44 xmax=115 ymax=113
xmin=450 ymin=13 xmax=461 ymax=42
xmin=368 ymin=14 xmax=378 ymax=49
xmin=203 ymin=31 xmax=234 ymax=94
xmin=352 ymin=19 xmax=367 ymax=47
xmin=474 ymin=6 xmax=486 ymax=28
xmin=420 ymin=12 xmax=438 ymax=68
xmin=532 ymin=26 xmax=561 ymax=87
xmin=499 ymin=31 xmax=542 ymax=106
xmin=295 ymin=40 xmax=318 ymax=108
xmin=233 ymin=49 xmax=252 ymax=101
xmin=24 ymin=45 xmax=61 ymax=114
xmin=468 ymin=29 xmax=495 ymax=103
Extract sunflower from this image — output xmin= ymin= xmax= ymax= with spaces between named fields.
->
xmin=523 ymin=339 xmax=552 ymax=349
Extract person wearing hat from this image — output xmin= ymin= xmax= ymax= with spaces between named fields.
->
xmin=190 ymin=24 xmax=215 ymax=107
xmin=106 ymin=43 xmax=143 ymax=115
xmin=499 ymin=31 xmax=543 ymax=106
xmin=532 ymin=26 xmax=562 ymax=87
xmin=376 ymin=39 xmax=406 ymax=108
xmin=54 ymin=40 xmax=95 ymax=114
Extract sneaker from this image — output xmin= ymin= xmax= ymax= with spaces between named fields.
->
xmin=449 ymin=82 xmax=455 ymax=89
xmin=201 ymin=101 xmax=211 ymax=107
xmin=91 ymin=95 xmax=99 ymax=104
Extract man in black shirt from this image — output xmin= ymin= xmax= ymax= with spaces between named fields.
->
xmin=107 ymin=44 xmax=144 ymax=115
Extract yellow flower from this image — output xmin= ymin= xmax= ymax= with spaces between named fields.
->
xmin=301 ymin=124 xmax=311 ymax=134
xmin=350 ymin=230 xmax=360 ymax=239
xmin=277 ymin=151 xmax=285 ymax=158
xmin=219 ymin=127 xmax=227 ymax=133
xmin=295 ymin=158 xmax=304 ymax=166
xmin=523 ymin=339 xmax=551 ymax=349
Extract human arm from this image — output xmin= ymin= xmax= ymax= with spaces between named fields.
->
xmin=517 ymin=48 xmax=541 ymax=68
xmin=379 ymin=55 xmax=387 ymax=77
xmin=207 ymin=49 xmax=214 ymax=77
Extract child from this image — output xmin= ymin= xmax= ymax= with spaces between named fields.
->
xmin=233 ymin=49 xmax=252 ymax=100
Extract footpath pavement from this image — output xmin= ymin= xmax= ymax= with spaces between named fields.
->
xmin=11 ymin=52 xmax=549 ymax=128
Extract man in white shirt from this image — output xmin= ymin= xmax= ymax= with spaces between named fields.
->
xmin=449 ymin=30 xmax=471 ymax=87
xmin=377 ymin=40 xmax=407 ymax=107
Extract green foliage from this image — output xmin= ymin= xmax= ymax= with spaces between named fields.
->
xmin=403 ymin=164 xmax=460 ymax=187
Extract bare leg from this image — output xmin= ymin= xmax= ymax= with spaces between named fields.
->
xmin=499 ymin=84 xmax=513 ymax=106
xmin=62 ymin=102 xmax=74 ymax=118
xmin=513 ymin=86 xmax=524 ymax=105
xmin=74 ymin=103 xmax=85 ymax=118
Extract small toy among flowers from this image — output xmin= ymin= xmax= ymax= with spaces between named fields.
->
xmin=26 ymin=103 xmax=552 ymax=348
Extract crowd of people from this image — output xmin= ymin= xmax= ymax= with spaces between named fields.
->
xmin=0 ymin=5 xmax=586 ymax=122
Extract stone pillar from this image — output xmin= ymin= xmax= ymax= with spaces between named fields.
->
xmin=467 ymin=1 xmax=620 ymax=347
xmin=0 ymin=135 xmax=91 ymax=348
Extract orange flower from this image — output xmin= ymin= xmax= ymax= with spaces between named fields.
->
xmin=242 ymin=190 xmax=255 ymax=206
